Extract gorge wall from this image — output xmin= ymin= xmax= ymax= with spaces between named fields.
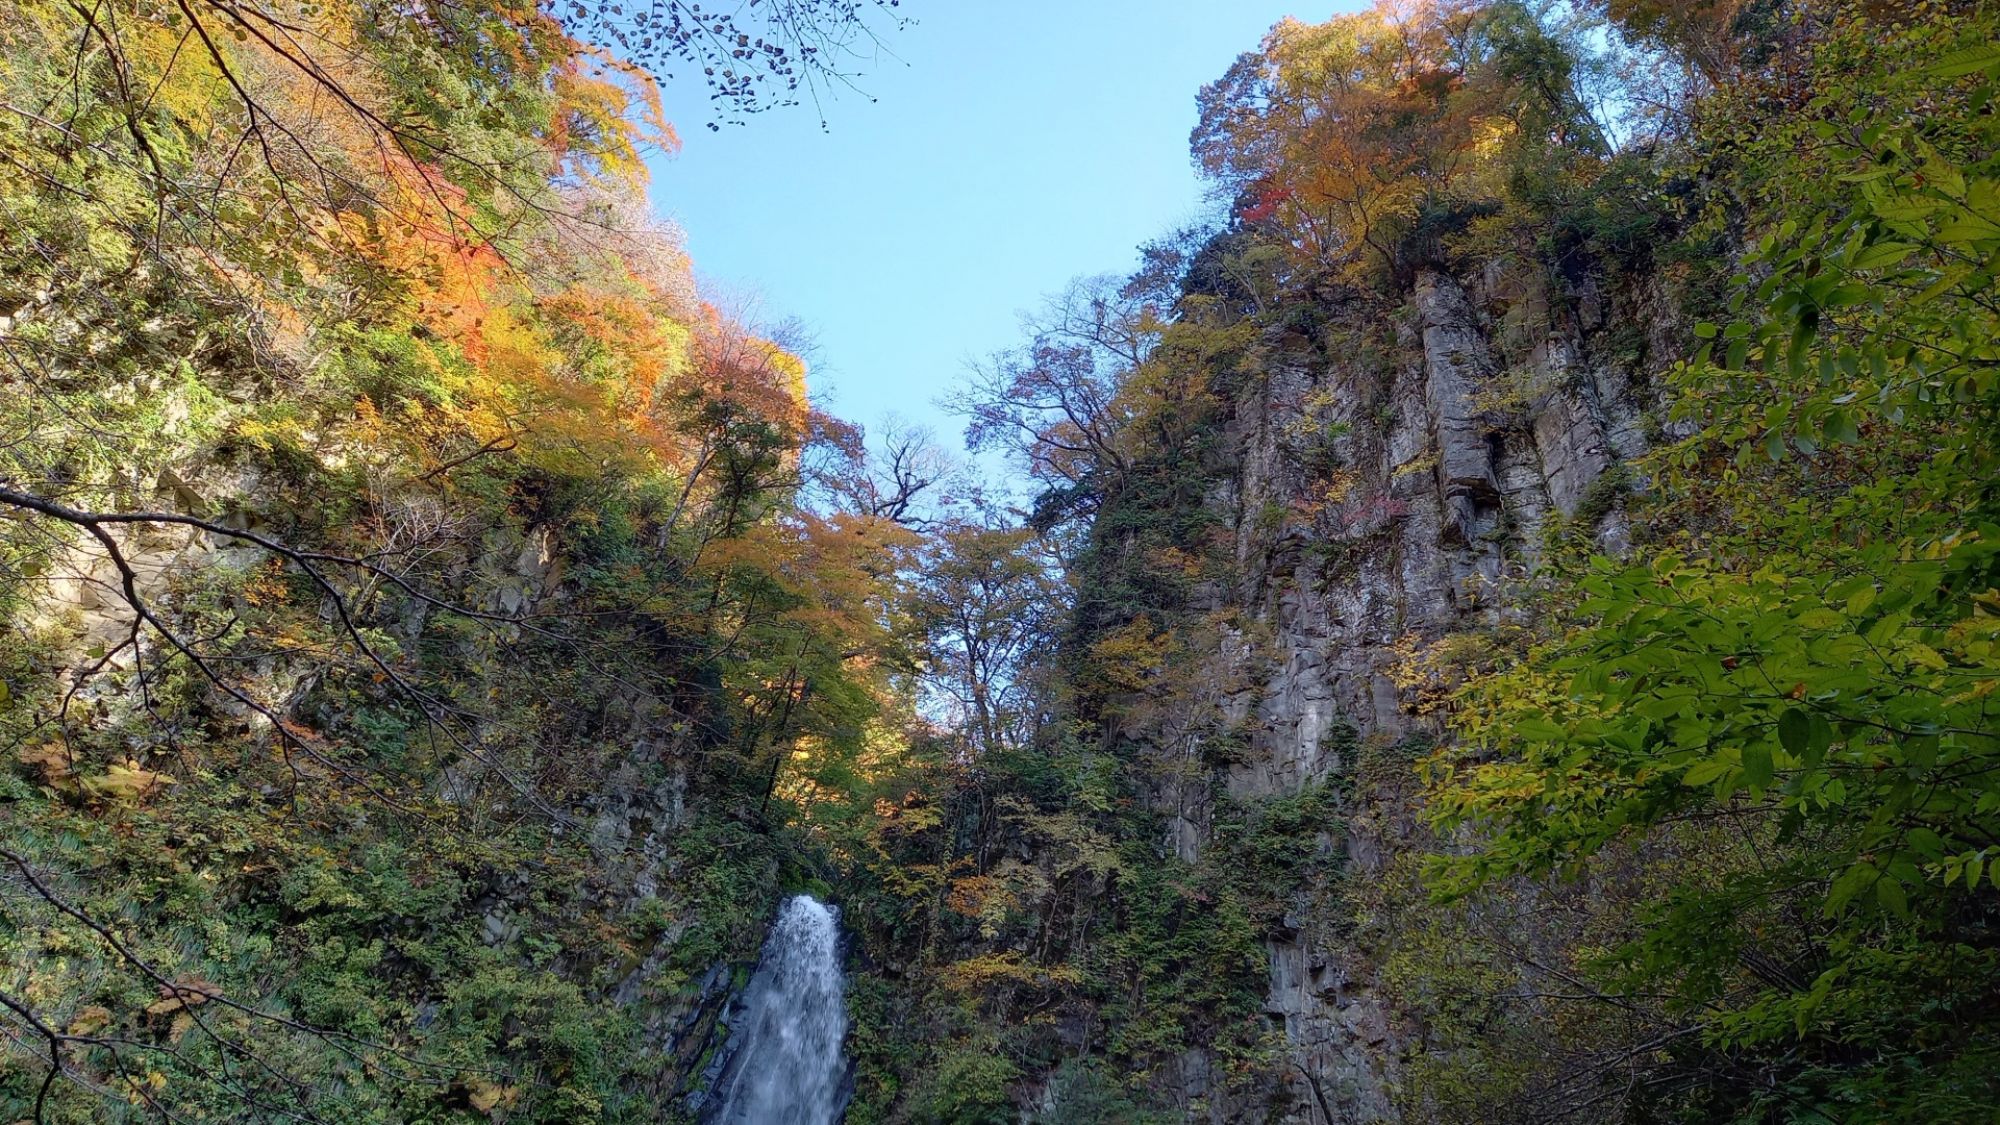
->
xmin=1119 ymin=253 xmax=1677 ymax=1120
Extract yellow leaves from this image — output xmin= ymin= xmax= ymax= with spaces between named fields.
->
xmin=229 ymin=414 xmax=311 ymax=457
xmin=15 ymin=744 xmax=173 ymax=804
xmin=762 ymin=344 xmax=811 ymax=423
xmin=118 ymin=7 xmax=234 ymax=123
xmin=849 ymin=720 xmax=916 ymax=784
xmin=1448 ymin=761 xmax=1550 ymax=806
xmin=702 ymin=512 xmax=915 ymax=656
xmin=66 ymin=1005 xmax=112 ymax=1037
xmin=119 ymin=1068 xmax=170 ymax=1106
xmin=549 ymin=47 xmax=677 ymax=190
xmin=1393 ymin=451 xmax=1442 ymax=480
xmin=936 ymin=951 xmax=1082 ymax=994
xmin=1903 ymin=642 xmax=1949 ymax=672
xmin=1942 ymin=604 xmax=2000 ymax=702
xmin=85 ymin=761 xmax=177 ymax=804
xmin=1002 ymin=801 xmax=1122 ymax=880
xmin=870 ymin=855 xmax=965 ymax=902
xmin=1386 ymin=628 xmax=1516 ymax=717
xmin=1089 ymin=616 xmax=1170 ymax=694
xmin=462 ymin=1076 xmax=520 ymax=1117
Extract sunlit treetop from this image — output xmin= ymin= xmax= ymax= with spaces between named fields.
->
xmin=1192 ymin=0 xmax=1615 ymax=282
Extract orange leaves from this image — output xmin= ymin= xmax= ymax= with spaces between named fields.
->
xmin=17 ymin=742 xmax=76 ymax=789
xmin=239 ymin=558 xmax=296 ymax=609
xmin=340 ymin=145 xmax=810 ymax=490
xmin=1195 ymin=0 xmax=1523 ymax=278
xmin=145 ymin=978 xmax=222 ymax=1045
xmin=144 ymin=977 xmax=221 ymax=1017
xmin=699 ymin=510 xmax=915 ymax=652
xmin=548 ymin=46 xmax=678 ymax=188
xmin=538 ymin=286 xmax=696 ymax=464
xmin=944 ymin=874 xmax=1021 ymax=929
xmin=687 ymin=315 xmax=813 ymax=440
xmin=16 ymin=0 xmax=810 ymax=516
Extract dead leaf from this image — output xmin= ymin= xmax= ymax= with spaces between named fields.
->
xmin=66 ymin=1005 xmax=112 ymax=1036
xmin=146 ymin=978 xmax=219 ymax=1016
xmin=17 ymin=742 xmax=76 ymax=787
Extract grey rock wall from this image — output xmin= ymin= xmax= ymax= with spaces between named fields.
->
xmin=1165 ymin=264 xmax=1667 ymax=1121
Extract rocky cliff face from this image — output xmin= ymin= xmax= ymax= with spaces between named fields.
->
xmin=24 ymin=460 xmax=769 ymax=1112
xmin=1161 ymin=261 xmax=1673 ymax=1120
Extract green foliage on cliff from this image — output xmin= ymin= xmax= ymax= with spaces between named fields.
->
xmin=1429 ymin=2 xmax=2000 ymax=1119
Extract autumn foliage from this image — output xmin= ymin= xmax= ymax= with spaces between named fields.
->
xmin=0 ymin=0 xmax=924 ymax=1119
xmin=1194 ymin=0 xmax=1609 ymax=282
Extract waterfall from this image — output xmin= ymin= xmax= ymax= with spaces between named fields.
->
xmin=706 ymin=894 xmax=851 ymax=1125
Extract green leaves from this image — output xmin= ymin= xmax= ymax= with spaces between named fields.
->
xmin=1777 ymin=708 xmax=1811 ymax=756
xmin=1426 ymin=9 xmax=2000 ymax=1106
xmin=1846 ymin=240 xmax=1916 ymax=272
xmin=1942 ymin=849 xmax=1996 ymax=892
xmin=1875 ymin=871 xmax=1910 ymax=917
xmin=1929 ymin=42 xmax=2000 ymax=80
xmin=1683 ymin=759 xmax=1731 ymax=787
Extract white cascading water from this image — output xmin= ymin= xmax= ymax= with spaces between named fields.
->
xmin=707 ymin=894 xmax=850 ymax=1125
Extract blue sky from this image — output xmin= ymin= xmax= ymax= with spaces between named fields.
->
xmin=643 ymin=2 xmax=1313 ymax=450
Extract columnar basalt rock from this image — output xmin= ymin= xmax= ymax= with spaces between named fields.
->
xmin=1150 ymin=262 xmax=1664 ymax=1121
xmin=1416 ymin=271 xmax=1504 ymax=551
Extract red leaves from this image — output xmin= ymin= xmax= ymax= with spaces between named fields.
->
xmin=1239 ymin=182 xmax=1290 ymax=223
